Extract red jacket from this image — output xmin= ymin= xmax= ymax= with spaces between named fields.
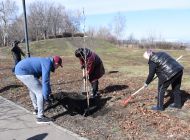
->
xmin=79 ymin=51 xmax=105 ymax=82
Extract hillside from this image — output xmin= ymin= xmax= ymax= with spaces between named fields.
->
xmin=1 ymin=38 xmax=190 ymax=140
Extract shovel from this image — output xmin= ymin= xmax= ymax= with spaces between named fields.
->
xmin=81 ymin=68 xmax=89 ymax=95
xmin=80 ymin=68 xmax=90 ymax=116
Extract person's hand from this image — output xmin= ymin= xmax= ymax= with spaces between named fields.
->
xmin=49 ymin=94 xmax=55 ymax=102
xmin=82 ymin=76 xmax=87 ymax=81
xmin=46 ymin=94 xmax=54 ymax=107
xmin=144 ymin=83 xmax=148 ymax=88
xmin=81 ymin=65 xmax=85 ymax=69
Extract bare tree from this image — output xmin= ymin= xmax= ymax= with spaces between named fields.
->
xmin=96 ymin=26 xmax=112 ymax=40
xmin=48 ymin=5 xmax=65 ymax=36
xmin=65 ymin=10 xmax=82 ymax=33
xmin=0 ymin=0 xmax=18 ymax=46
xmin=86 ymin=26 xmax=96 ymax=38
xmin=9 ymin=16 xmax=24 ymax=42
xmin=111 ymin=12 xmax=126 ymax=45
xmin=28 ymin=1 xmax=54 ymax=40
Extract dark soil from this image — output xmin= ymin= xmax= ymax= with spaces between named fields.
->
xmin=1 ymin=56 xmax=190 ymax=140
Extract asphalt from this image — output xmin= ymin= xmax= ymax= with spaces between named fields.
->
xmin=0 ymin=96 xmax=88 ymax=140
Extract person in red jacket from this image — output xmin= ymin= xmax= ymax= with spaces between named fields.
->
xmin=75 ymin=48 xmax=105 ymax=97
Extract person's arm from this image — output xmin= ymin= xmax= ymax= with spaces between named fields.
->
xmin=41 ymin=62 xmax=51 ymax=101
xmin=86 ymin=54 xmax=95 ymax=75
xmin=145 ymin=61 xmax=157 ymax=85
xmin=18 ymin=47 xmax=26 ymax=57
xmin=79 ymin=57 xmax=85 ymax=69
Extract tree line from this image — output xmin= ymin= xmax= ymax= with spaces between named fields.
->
xmin=1 ymin=0 xmax=185 ymax=49
xmin=0 ymin=0 xmax=82 ymax=46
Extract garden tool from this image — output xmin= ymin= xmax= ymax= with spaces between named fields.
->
xmin=121 ymin=55 xmax=183 ymax=106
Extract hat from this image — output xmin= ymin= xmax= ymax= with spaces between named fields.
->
xmin=53 ymin=56 xmax=63 ymax=67
xmin=75 ymin=48 xmax=83 ymax=57
xmin=14 ymin=40 xmax=20 ymax=45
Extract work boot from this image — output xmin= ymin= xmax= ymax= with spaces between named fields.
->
xmin=169 ymin=103 xmax=182 ymax=109
xmin=91 ymin=80 xmax=99 ymax=98
xmin=151 ymin=105 xmax=164 ymax=111
xmin=36 ymin=115 xmax=54 ymax=124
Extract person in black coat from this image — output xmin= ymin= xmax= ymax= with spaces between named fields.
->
xmin=11 ymin=40 xmax=25 ymax=72
xmin=143 ymin=50 xmax=183 ymax=111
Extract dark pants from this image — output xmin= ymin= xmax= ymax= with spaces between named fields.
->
xmin=91 ymin=80 xmax=99 ymax=96
xmin=157 ymin=70 xmax=183 ymax=109
xmin=12 ymin=59 xmax=21 ymax=73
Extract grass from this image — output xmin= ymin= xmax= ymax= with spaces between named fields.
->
xmin=1 ymin=38 xmax=190 ymax=89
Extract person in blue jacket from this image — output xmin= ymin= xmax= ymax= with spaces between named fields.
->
xmin=15 ymin=56 xmax=62 ymax=124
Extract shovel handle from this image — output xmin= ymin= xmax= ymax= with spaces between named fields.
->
xmin=131 ymin=86 xmax=145 ymax=97
xmin=122 ymin=86 xmax=145 ymax=106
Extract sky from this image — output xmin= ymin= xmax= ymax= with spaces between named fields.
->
xmin=17 ymin=0 xmax=190 ymax=42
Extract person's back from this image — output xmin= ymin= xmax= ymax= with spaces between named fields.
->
xmin=15 ymin=57 xmax=53 ymax=78
xmin=150 ymin=52 xmax=183 ymax=81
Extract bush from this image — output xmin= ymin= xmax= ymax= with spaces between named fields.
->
xmin=73 ymin=33 xmax=84 ymax=37
xmin=63 ymin=32 xmax=72 ymax=37
xmin=55 ymin=34 xmax=63 ymax=38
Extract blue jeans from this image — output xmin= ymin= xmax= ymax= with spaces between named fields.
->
xmin=16 ymin=75 xmax=44 ymax=118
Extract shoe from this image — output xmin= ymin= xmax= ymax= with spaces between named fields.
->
xmin=151 ymin=105 xmax=164 ymax=111
xmin=32 ymin=109 xmax=38 ymax=115
xmin=36 ymin=115 xmax=53 ymax=124
xmin=169 ymin=103 xmax=181 ymax=109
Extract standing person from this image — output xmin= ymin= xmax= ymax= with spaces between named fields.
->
xmin=75 ymin=48 xmax=105 ymax=98
xmin=11 ymin=40 xmax=26 ymax=72
xmin=143 ymin=50 xmax=183 ymax=111
xmin=15 ymin=56 xmax=62 ymax=124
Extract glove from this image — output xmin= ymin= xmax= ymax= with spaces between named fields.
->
xmin=49 ymin=94 xmax=55 ymax=102
xmin=81 ymin=65 xmax=85 ymax=69
xmin=82 ymin=76 xmax=87 ymax=81
xmin=46 ymin=94 xmax=55 ymax=107
xmin=144 ymin=83 xmax=148 ymax=88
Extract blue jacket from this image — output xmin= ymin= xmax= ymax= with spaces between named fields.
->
xmin=15 ymin=57 xmax=54 ymax=100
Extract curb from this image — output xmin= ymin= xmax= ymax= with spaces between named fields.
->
xmin=0 ymin=96 xmax=88 ymax=140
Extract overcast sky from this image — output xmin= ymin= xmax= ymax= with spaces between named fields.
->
xmin=17 ymin=0 xmax=190 ymax=42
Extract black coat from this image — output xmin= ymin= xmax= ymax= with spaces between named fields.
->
xmin=11 ymin=45 xmax=25 ymax=62
xmin=145 ymin=52 xmax=183 ymax=84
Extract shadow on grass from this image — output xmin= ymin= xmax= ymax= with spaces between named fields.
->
xmin=45 ymin=92 xmax=111 ymax=119
xmin=164 ymin=90 xmax=190 ymax=108
xmin=100 ymin=84 xmax=129 ymax=94
xmin=0 ymin=84 xmax=22 ymax=93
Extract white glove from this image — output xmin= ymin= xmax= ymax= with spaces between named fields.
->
xmin=144 ymin=83 xmax=148 ymax=88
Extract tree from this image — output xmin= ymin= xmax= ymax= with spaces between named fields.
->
xmin=65 ymin=10 xmax=82 ymax=33
xmin=111 ymin=12 xmax=126 ymax=45
xmin=0 ymin=0 xmax=18 ymax=46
